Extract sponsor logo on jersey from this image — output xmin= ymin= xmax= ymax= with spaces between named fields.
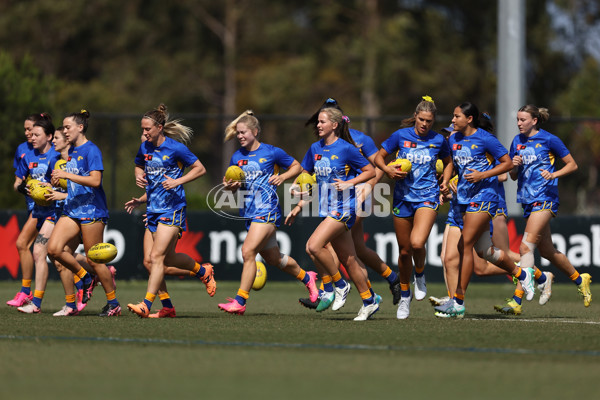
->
xmin=471 ymin=144 xmax=479 ymax=149
xmin=535 ymin=143 xmax=542 ymax=148
xmin=162 ymin=155 xmax=170 ymax=160
xmin=517 ymin=144 xmax=527 ymax=150
xmin=331 ymin=155 xmax=339 ymax=160
xmin=144 ymin=154 xmax=153 ymax=161
xmin=28 ymin=162 xmax=38 ymax=169
xmin=259 ymin=158 xmax=267 ymax=163
xmin=453 ymin=144 xmax=462 ymax=150
xmin=404 ymin=141 xmax=417 ymax=148
xmin=237 ymin=159 xmax=248 ymax=166
xmin=314 ymin=154 xmax=322 ymax=161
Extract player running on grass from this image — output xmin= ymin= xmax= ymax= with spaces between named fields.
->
xmin=47 ymin=110 xmax=121 ymax=316
xmin=433 ymin=102 xmax=536 ymax=318
xmin=14 ymin=115 xmax=60 ymax=313
xmin=374 ymin=96 xmax=452 ymax=319
xmin=126 ymin=133 xmax=215 ymax=318
xmin=296 ymin=98 xmax=400 ymax=309
xmin=7 ymin=114 xmax=40 ymax=307
xmin=506 ymin=104 xmax=591 ymax=307
xmin=127 ymin=104 xmax=214 ymax=318
xmin=217 ymin=110 xmax=318 ymax=315
xmin=285 ymin=107 xmax=378 ymax=321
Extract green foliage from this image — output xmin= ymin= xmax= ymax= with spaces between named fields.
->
xmin=0 ymin=1 xmax=597 ymax=211
xmin=0 ymin=51 xmax=57 ymax=208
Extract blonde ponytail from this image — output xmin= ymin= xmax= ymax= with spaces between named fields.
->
xmin=224 ymin=110 xmax=261 ymax=142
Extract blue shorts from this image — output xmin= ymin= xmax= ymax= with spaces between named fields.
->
xmin=446 ymin=201 xmax=463 ymax=229
xmin=522 ymin=201 xmax=558 ymax=218
xmin=146 ymin=208 xmax=186 ymax=233
xmin=79 ymin=217 xmax=108 ymax=226
xmin=244 ymin=212 xmax=281 ymax=230
xmin=393 ymin=200 xmax=439 ymax=218
xmin=326 ymin=210 xmax=356 ymax=230
xmin=459 ymin=201 xmax=497 ymax=217
xmin=495 ymin=199 xmax=507 ymax=218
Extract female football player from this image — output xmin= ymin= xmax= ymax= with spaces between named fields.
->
xmin=47 ymin=110 xmax=121 ymax=316
xmin=7 ymin=114 xmax=41 ymax=307
xmin=14 ymin=115 xmax=59 ymax=313
xmin=127 ymin=104 xmax=214 ymax=318
xmin=217 ymin=110 xmax=318 ymax=315
xmin=125 ymin=132 xmax=214 ymax=318
xmin=509 ymin=104 xmax=591 ymax=307
xmin=433 ymin=102 xmax=535 ymax=318
xmin=299 ymin=98 xmax=400 ymax=309
xmin=286 ymin=107 xmax=377 ymax=321
xmin=373 ymin=96 xmax=452 ymax=319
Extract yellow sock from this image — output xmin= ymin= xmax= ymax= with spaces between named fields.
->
xmin=533 ymin=267 xmax=542 ymax=280
xmin=73 ymin=275 xmax=81 ymax=284
xmin=319 ymin=281 xmax=324 ymax=291
xmin=106 ymin=290 xmax=116 ymax=301
xmin=514 ymin=289 xmax=524 ymax=300
xmin=415 ymin=266 xmax=425 ymax=275
xmin=22 ymin=279 xmax=32 ymax=288
xmin=76 ymin=268 xmax=88 ymax=279
xmin=296 ymin=270 xmax=306 ymax=281
xmin=400 ymin=283 xmax=410 ymax=292
xmin=159 ymin=293 xmax=171 ymax=301
xmin=332 ymin=272 xmax=342 ymax=283
xmin=322 ymin=275 xmax=332 ymax=285
xmin=190 ymin=262 xmax=201 ymax=276
xmin=66 ymin=294 xmax=76 ymax=304
xmin=237 ymin=289 xmax=249 ymax=300
xmin=455 ymin=293 xmax=465 ymax=301
xmin=360 ymin=289 xmax=372 ymax=300
xmin=570 ymin=271 xmax=580 ymax=282
xmin=366 ymin=280 xmax=372 ymax=289
xmin=381 ymin=267 xmax=392 ymax=279
xmin=144 ymin=292 xmax=156 ymax=303
xmin=33 ymin=290 xmax=44 ymax=299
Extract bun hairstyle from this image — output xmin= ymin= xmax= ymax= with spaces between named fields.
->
xmin=224 ymin=110 xmax=261 ymax=142
xmin=456 ymin=102 xmax=495 ymax=133
xmin=143 ymin=104 xmax=193 ymax=144
xmin=518 ymin=104 xmax=550 ymax=128
xmin=33 ymin=113 xmax=56 ymax=138
xmin=66 ymin=109 xmax=91 ymax=133
xmin=306 ymin=97 xmax=342 ymax=127
xmin=401 ymin=95 xmax=437 ymax=128
xmin=305 ymin=98 xmax=356 ymax=146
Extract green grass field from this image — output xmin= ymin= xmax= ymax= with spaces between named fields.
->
xmin=1 ymin=280 xmax=600 ymax=400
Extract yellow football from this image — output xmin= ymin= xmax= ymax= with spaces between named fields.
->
xmin=388 ymin=158 xmax=412 ymax=173
xmin=449 ymin=175 xmax=458 ymax=187
xmin=87 ymin=242 xmax=118 ymax=264
xmin=54 ymin=159 xmax=68 ymax=190
xmin=28 ymin=180 xmax=52 ymax=206
xmin=225 ymin=165 xmax=245 ymax=182
xmin=295 ymin=172 xmax=316 ymax=193
xmin=252 ymin=261 xmax=267 ymax=291
xmin=436 ymin=159 xmax=444 ymax=175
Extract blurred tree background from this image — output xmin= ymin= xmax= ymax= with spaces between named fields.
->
xmin=0 ymin=0 xmax=598 ymax=213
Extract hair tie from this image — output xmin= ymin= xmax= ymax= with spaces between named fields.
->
xmin=246 ymin=111 xmax=254 ymax=116
xmin=325 ymin=98 xmax=337 ymax=105
xmin=80 ymin=109 xmax=87 ymax=114
xmin=422 ymin=95 xmax=434 ymax=103
xmin=342 ymin=115 xmax=350 ymax=123
xmin=482 ymin=112 xmax=491 ymax=120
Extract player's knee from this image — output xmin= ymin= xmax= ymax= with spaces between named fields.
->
xmin=483 ymin=246 xmax=502 ymax=264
